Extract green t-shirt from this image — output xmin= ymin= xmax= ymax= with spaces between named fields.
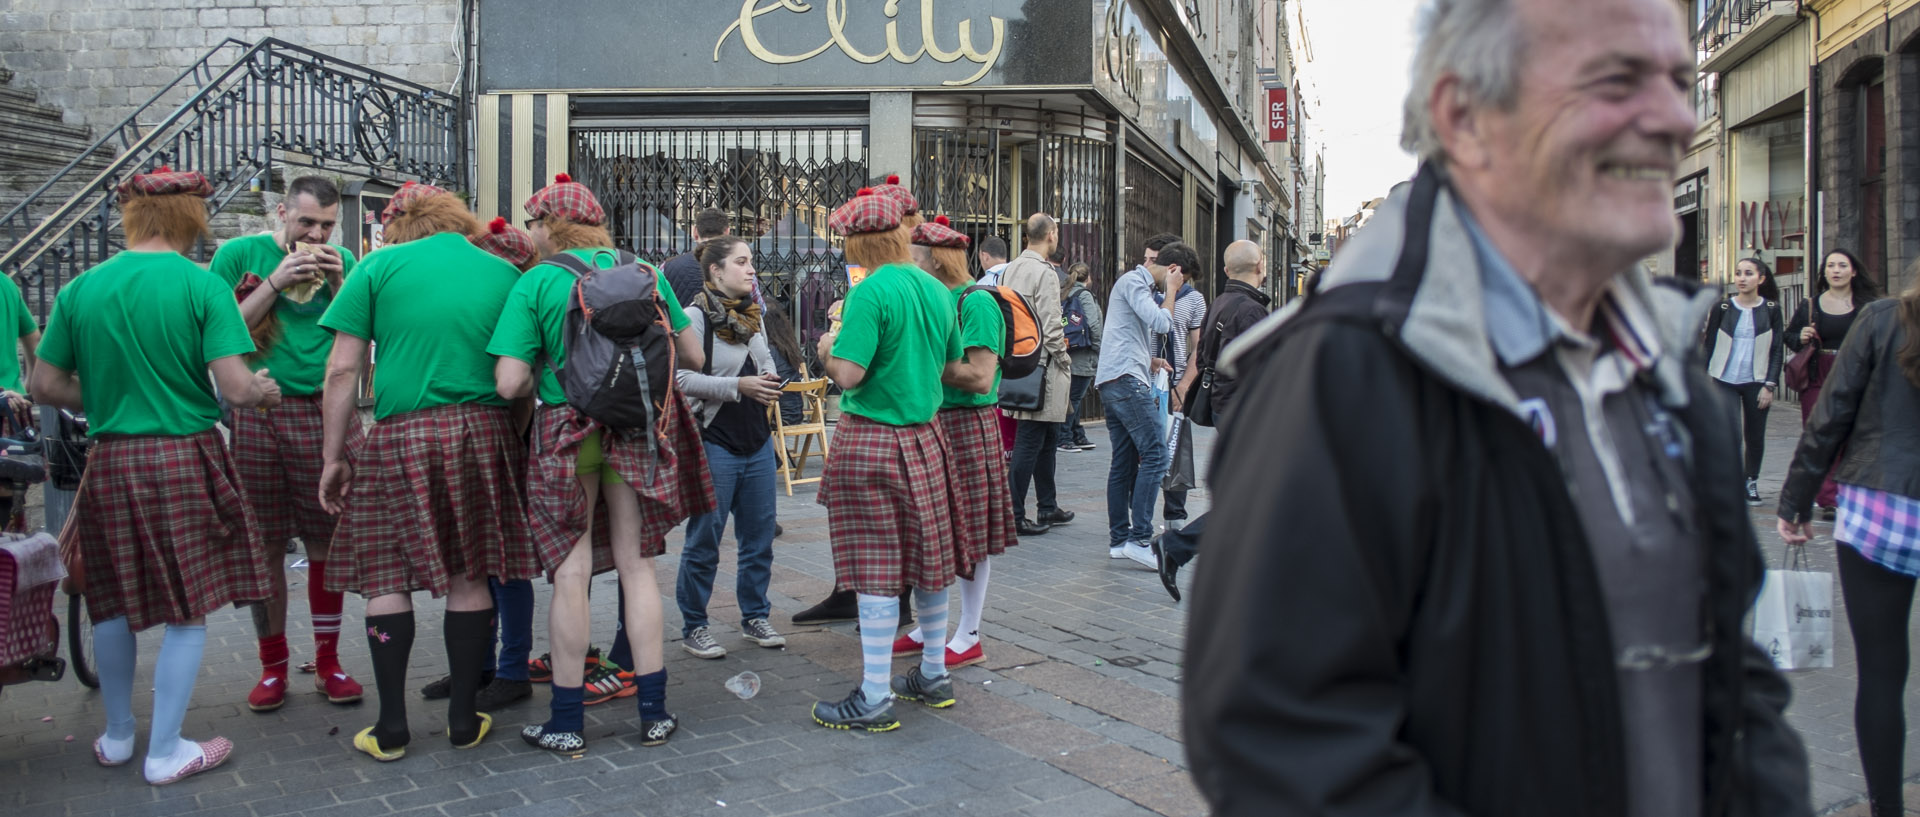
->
xmin=319 ymin=232 xmax=521 ymax=420
xmin=486 ymin=249 xmax=689 ymax=406
xmin=0 ymin=274 xmax=38 ymax=392
xmin=36 ymin=251 xmax=255 ymax=436
xmin=208 ymin=232 xmax=359 ymax=396
xmin=942 ymin=285 xmax=1004 ymax=410
xmin=831 ymin=263 xmax=961 ymax=426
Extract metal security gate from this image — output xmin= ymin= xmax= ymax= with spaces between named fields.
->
xmin=1124 ymin=153 xmax=1182 ymax=276
xmin=914 ymin=127 xmax=1006 ymax=261
xmin=1040 ymin=134 xmax=1113 ymax=290
xmin=572 ymin=126 xmax=867 ymax=372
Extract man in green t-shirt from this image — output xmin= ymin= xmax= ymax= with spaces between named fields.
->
xmin=888 ymin=219 xmax=1016 ymax=674
xmin=313 ymin=181 xmax=532 ymax=763
xmin=808 ymin=186 xmax=963 ymax=732
xmin=489 ymin=173 xmax=709 ymax=756
xmin=207 ymin=175 xmax=365 ymax=716
xmin=0 ymin=271 xmax=40 ymax=528
xmin=33 ymin=168 xmax=281 ymax=785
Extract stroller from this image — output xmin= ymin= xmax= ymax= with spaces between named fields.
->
xmin=0 ymin=531 xmax=66 ymax=692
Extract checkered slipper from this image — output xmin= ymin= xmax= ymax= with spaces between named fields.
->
xmin=520 ymin=724 xmax=587 ymax=756
xmin=93 ymin=735 xmax=132 ymax=767
xmin=145 ymin=737 xmax=233 ymax=785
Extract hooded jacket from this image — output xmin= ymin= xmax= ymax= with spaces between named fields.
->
xmin=1184 ymin=167 xmax=1809 ymax=817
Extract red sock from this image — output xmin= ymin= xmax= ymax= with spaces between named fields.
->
xmin=307 ymin=559 xmax=345 ymax=672
xmin=258 ymin=634 xmax=289 ymax=679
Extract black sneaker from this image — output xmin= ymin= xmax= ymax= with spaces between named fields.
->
xmin=1074 ymin=439 xmax=1096 ymax=451
xmin=890 ymin=666 xmax=955 ymax=709
xmin=638 ymin=714 xmax=678 ymax=746
xmin=811 ymin=687 xmax=899 ymax=731
xmin=793 ymin=588 xmax=859 ymax=624
xmin=473 ymin=677 xmax=533 ymax=711
xmin=1056 ymin=442 xmax=1081 ymax=454
xmin=421 ymin=670 xmax=494 ymax=701
xmin=1745 ymin=479 xmax=1762 ymax=506
xmin=520 ymin=723 xmax=586 ymax=756
xmin=741 ymin=618 xmax=786 ymax=648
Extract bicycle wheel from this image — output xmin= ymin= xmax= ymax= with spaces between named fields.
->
xmin=67 ymin=593 xmax=97 ymax=689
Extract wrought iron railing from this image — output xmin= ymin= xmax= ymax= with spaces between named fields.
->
xmin=1697 ymin=0 xmax=1798 ymax=57
xmin=0 ymin=37 xmax=464 ymax=320
xmin=572 ymin=126 xmax=867 ymax=373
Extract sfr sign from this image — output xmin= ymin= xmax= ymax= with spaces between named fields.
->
xmin=1267 ymin=87 xmax=1288 ymax=142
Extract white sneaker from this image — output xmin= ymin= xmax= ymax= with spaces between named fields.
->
xmin=1110 ymin=545 xmax=1128 ymax=559
xmin=1122 ymin=541 xmax=1157 ymax=571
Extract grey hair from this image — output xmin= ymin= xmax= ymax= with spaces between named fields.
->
xmin=1399 ymin=0 xmax=1528 ymax=161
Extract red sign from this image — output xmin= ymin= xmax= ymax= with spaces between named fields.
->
xmin=1267 ymin=87 xmax=1288 ymax=142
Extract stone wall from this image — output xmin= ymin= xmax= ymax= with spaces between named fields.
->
xmin=0 ymin=0 xmax=462 ymax=130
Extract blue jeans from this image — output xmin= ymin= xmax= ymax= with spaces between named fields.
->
xmin=489 ymin=577 xmax=534 ymax=681
xmin=676 ymin=437 xmax=778 ymax=636
xmin=1099 ymin=377 xmax=1168 ymax=548
xmin=1058 ymin=374 xmax=1095 ymax=444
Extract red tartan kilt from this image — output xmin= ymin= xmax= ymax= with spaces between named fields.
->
xmin=939 ymin=406 xmax=1018 ymax=571
xmin=64 ymin=431 xmax=273 ymax=633
xmin=230 ymin=394 xmax=361 ymax=547
xmin=326 ymin=404 xmax=533 ymax=598
xmin=817 ymin=414 xmax=957 ymax=595
xmin=526 ymin=393 xmax=714 ymax=576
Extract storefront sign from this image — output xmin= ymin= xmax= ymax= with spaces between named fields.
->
xmin=1102 ymin=0 xmax=1145 ymax=102
xmin=1738 ymin=198 xmax=1805 ymax=251
xmin=1673 ymin=177 xmax=1700 ymax=215
xmin=715 ymin=0 xmax=1006 ymax=86
xmin=1267 ymin=88 xmax=1288 ymax=142
xmin=479 ymin=0 xmax=1089 ymax=92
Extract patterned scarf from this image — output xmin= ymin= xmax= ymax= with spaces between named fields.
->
xmin=693 ymin=287 xmax=761 ymax=345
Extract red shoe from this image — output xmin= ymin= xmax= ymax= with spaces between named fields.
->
xmin=583 ymin=664 xmax=636 ymax=706
xmin=315 ymin=666 xmax=364 ymax=704
xmin=247 ymin=675 xmax=288 ymax=712
xmin=945 ymin=642 xmax=985 ymax=669
xmin=891 ymin=632 xmax=924 ymax=658
xmin=528 ymin=653 xmax=554 ymax=683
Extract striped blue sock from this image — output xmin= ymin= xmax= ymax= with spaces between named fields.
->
xmin=914 ymin=587 xmax=949 ymax=680
xmin=855 ymin=593 xmax=899 ymax=702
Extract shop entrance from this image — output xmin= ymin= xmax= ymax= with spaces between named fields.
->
xmin=912 ymin=128 xmax=1112 ymax=281
xmin=570 ymin=126 xmax=867 ymax=372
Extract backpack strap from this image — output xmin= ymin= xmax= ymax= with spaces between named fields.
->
xmin=546 ymin=251 xmax=593 ymax=277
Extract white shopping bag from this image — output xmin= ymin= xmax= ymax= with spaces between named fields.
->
xmin=1751 ymin=546 xmax=1835 ymax=670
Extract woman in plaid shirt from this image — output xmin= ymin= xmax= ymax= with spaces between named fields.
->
xmin=1779 ymin=264 xmax=1920 ymax=817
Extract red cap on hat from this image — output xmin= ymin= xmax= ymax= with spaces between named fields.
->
xmin=471 ymin=216 xmax=538 ymax=269
xmin=829 ymin=188 xmax=906 ymax=237
xmin=870 ymin=173 xmax=918 ymax=215
xmin=910 ymin=220 xmax=969 ymax=249
xmin=116 ymin=166 xmax=214 ymax=203
xmin=381 ymin=181 xmax=452 ymax=220
xmin=524 ymin=172 xmax=606 ymax=226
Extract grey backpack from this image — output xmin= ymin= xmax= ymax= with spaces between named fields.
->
xmin=544 ymin=251 xmax=675 ymax=441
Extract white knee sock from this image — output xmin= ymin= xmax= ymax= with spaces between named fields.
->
xmin=949 ymin=557 xmax=990 ymax=652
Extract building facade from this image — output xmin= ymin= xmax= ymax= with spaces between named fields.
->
xmin=471 ymin=0 xmax=1289 ymax=342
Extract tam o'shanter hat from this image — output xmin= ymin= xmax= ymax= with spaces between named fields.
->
xmin=381 ymin=181 xmax=451 ymax=220
xmin=829 ymin=187 xmax=906 ymax=237
xmin=871 ymin=174 xmax=918 ymax=215
xmin=116 ymin=166 xmax=213 ymax=203
xmin=472 ymin=217 xmax=538 ymax=268
xmin=524 ymin=173 xmax=606 ymax=226
xmin=909 ymin=215 xmax=969 ymax=249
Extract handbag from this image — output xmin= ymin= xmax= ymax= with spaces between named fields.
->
xmin=997 ymin=364 xmax=1046 ymax=412
xmin=1750 ymin=544 xmax=1835 ymax=670
xmin=1162 ymin=412 xmax=1197 ymax=493
xmin=1186 ymin=366 xmax=1217 ymax=427
xmin=1783 ymin=299 xmax=1820 ymax=392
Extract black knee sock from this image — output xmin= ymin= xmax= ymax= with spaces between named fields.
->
xmin=365 ymin=611 xmax=415 ymax=750
xmin=445 ymin=608 xmax=496 ymax=745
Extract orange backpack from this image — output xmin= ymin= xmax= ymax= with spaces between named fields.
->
xmin=960 ymin=285 xmax=1045 ymax=379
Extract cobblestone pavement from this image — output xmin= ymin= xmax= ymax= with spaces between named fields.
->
xmin=3 ymin=404 xmax=1918 ymax=816
xmin=0 ymin=420 xmax=1212 ymax=817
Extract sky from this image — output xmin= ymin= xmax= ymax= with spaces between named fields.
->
xmin=1297 ymin=0 xmax=1422 ymax=221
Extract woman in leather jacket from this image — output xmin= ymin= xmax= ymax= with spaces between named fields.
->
xmin=1784 ymin=249 xmax=1884 ymax=515
xmin=1778 ymin=266 xmax=1920 ymax=817
xmin=1702 ymin=257 xmax=1784 ymax=505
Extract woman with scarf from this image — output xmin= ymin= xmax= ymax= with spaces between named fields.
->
xmin=673 ymin=236 xmax=787 ymax=660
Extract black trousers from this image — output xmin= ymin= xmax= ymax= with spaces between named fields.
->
xmin=1009 ymin=419 xmax=1059 ymax=518
xmin=1838 ymin=543 xmax=1916 ymax=816
xmin=1716 ymin=380 xmax=1769 ymax=481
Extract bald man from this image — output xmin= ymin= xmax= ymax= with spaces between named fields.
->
xmin=1154 ymin=240 xmax=1270 ymax=601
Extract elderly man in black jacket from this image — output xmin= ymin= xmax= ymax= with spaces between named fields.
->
xmin=1182 ymin=0 xmax=1811 ymax=815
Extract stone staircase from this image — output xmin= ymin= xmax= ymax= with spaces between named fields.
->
xmin=0 ymin=66 xmax=271 ymax=268
xmin=0 ymin=67 xmax=108 ymax=225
